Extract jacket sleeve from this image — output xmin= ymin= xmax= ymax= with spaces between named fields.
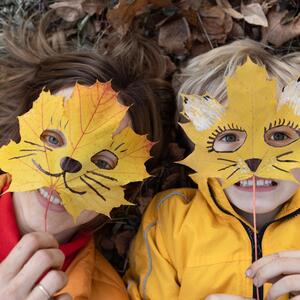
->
xmin=125 ymin=191 xmax=187 ymax=300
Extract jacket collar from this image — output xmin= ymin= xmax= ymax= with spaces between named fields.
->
xmin=0 ymin=174 xmax=91 ymax=270
xmin=198 ymin=177 xmax=300 ymax=229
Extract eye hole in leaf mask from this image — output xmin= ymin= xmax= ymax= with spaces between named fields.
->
xmin=209 ymin=128 xmax=247 ymax=153
xmin=91 ymin=150 xmax=118 ymax=170
xmin=40 ymin=130 xmax=66 ymax=148
xmin=264 ymin=123 xmax=300 ymax=147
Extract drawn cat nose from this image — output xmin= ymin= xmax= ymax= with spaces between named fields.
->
xmin=245 ymin=158 xmax=262 ymax=172
xmin=60 ymin=157 xmax=82 ymax=173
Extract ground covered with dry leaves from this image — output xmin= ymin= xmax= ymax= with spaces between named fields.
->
xmin=1 ymin=0 xmax=300 ymax=274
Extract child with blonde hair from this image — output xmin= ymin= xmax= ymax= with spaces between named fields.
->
xmin=125 ymin=39 xmax=300 ymax=300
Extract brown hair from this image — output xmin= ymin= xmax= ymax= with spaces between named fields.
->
xmin=0 ymin=11 xmax=177 ymax=231
xmin=0 ymin=10 xmax=177 ymax=166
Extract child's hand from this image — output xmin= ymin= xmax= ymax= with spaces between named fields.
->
xmin=246 ymin=250 xmax=300 ymax=300
xmin=205 ymin=294 xmax=255 ymax=300
xmin=0 ymin=232 xmax=71 ymax=300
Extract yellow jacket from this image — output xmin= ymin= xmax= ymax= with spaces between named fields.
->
xmin=125 ymin=178 xmax=300 ymax=300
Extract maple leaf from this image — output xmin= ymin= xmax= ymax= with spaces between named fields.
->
xmin=180 ymin=59 xmax=300 ymax=188
xmin=0 ymin=81 xmax=152 ymax=218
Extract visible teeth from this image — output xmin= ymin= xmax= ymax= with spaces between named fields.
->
xmin=38 ymin=188 xmax=62 ymax=206
xmin=238 ymin=179 xmax=273 ymax=187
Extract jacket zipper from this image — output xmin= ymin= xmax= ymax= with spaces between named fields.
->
xmin=208 ymin=184 xmax=300 ymax=299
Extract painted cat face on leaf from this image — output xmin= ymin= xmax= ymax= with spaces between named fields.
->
xmin=180 ymin=59 xmax=300 ymax=188
xmin=0 ymin=81 xmax=152 ymax=218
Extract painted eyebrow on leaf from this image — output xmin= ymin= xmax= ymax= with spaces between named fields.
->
xmin=114 ymin=142 xmax=125 ymax=151
xmin=264 ymin=119 xmax=299 ymax=132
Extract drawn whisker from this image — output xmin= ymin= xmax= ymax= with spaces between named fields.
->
xmin=272 ymin=165 xmax=289 ymax=173
xmin=218 ymin=158 xmax=237 ymax=163
xmin=218 ymin=164 xmax=237 ymax=171
xmin=226 ymin=168 xmax=240 ymax=179
xmin=114 ymin=143 xmax=125 ymax=151
xmin=9 ymin=153 xmax=36 ymax=160
xmin=32 ymin=159 xmax=62 ymax=177
xmin=64 ymin=173 xmax=86 ymax=194
xmin=83 ymin=174 xmax=110 ymax=190
xmin=80 ymin=176 xmax=106 ymax=201
xmin=24 ymin=140 xmax=53 ymax=151
xmin=276 ymin=151 xmax=299 ymax=163
xmin=86 ymin=171 xmax=118 ymax=182
xmin=20 ymin=149 xmax=46 ymax=153
xmin=120 ymin=149 xmax=128 ymax=153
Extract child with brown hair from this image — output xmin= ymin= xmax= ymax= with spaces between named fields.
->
xmin=0 ymin=10 xmax=176 ymax=300
xmin=125 ymin=40 xmax=300 ymax=300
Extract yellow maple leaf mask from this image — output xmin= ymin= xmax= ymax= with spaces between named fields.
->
xmin=180 ymin=59 xmax=300 ymax=188
xmin=0 ymin=81 xmax=152 ymax=218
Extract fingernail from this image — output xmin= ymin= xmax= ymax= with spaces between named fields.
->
xmin=253 ymin=277 xmax=260 ymax=287
xmin=246 ymin=268 xmax=253 ymax=277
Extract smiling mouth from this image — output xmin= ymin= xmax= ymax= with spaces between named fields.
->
xmin=38 ymin=187 xmax=63 ymax=206
xmin=32 ymin=159 xmax=86 ymax=195
xmin=235 ymin=177 xmax=278 ymax=188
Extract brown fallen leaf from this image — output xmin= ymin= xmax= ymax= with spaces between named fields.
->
xmin=158 ymin=17 xmax=191 ymax=55
xmin=216 ymin=0 xmax=243 ymax=19
xmin=107 ymin=0 xmax=172 ymax=35
xmin=50 ymin=0 xmax=85 ymax=22
xmin=192 ymin=5 xmax=233 ymax=44
xmin=241 ymin=2 xmax=268 ymax=27
xmin=82 ymin=0 xmax=107 ymax=16
xmin=262 ymin=9 xmax=300 ymax=47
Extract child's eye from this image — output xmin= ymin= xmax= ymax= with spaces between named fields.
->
xmin=265 ymin=125 xmax=300 ymax=147
xmin=95 ymin=159 xmax=111 ymax=170
xmin=40 ymin=130 xmax=65 ymax=148
xmin=220 ymin=134 xmax=238 ymax=143
xmin=270 ymin=132 xmax=288 ymax=141
xmin=91 ymin=150 xmax=118 ymax=170
xmin=211 ymin=129 xmax=247 ymax=153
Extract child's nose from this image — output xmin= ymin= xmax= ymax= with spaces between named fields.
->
xmin=245 ymin=158 xmax=262 ymax=172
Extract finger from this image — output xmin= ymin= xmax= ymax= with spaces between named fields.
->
xmin=247 ymin=251 xmax=300 ymax=278
xmin=205 ymin=294 xmax=255 ymax=300
xmin=13 ymin=248 xmax=65 ymax=295
xmin=27 ymin=270 xmax=68 ymax=300
xmin=54 ymin=293 xmax=72 ymax=300
xmin=267 ymin=274 xmax=300 ymax=300
xmin=0 ymin=232 xmax=58 ymax=280
xmin=251 ymin=257 xmax=300 ymax=287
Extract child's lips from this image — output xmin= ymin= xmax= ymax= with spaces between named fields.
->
xmin=36 ymin=187 xmax=67 ymax=212
xmin=234 ymin=176 xmax=278 ymax=192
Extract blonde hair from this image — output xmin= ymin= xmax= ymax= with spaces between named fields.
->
xmin=176 ymin=39 xmax=300 ymax=108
